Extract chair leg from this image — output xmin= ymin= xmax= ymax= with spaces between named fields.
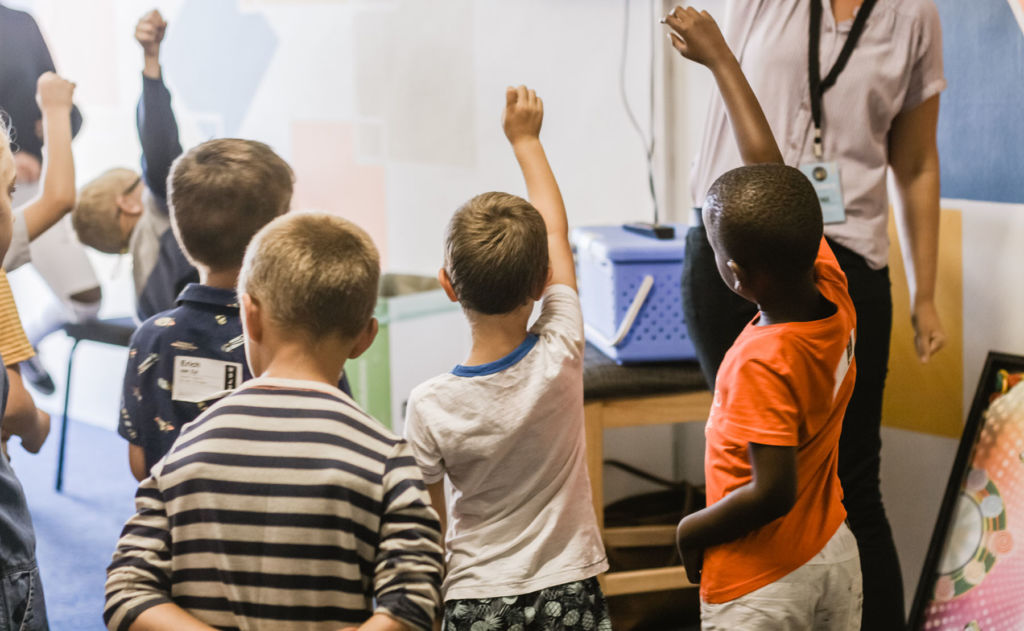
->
xmin=55 ymin=339 xmax=80 ymax=493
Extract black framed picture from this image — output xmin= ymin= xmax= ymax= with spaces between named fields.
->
xmin=910 ymin=351 xmax=1024 ymax=630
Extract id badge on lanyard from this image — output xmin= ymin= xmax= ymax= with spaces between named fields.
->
xmin=802 ymin=0 xmax=877 ymax=224
xmin=800 ymin=161 xmax=845 ymax=224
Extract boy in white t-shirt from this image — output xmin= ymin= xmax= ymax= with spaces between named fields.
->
xmin=404 ymin=86 xmax=610 ymax=630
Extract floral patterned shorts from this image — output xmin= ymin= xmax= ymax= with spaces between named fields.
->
xmin=443 ymin=577 xmax=612 ymax=631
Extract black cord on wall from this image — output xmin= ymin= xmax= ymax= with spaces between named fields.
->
xmin=620 ymin=0 xmax=660 ymax=225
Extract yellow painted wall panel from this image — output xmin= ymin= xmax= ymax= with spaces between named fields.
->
xmin=882 ymin=208 xmax=963 ymax=437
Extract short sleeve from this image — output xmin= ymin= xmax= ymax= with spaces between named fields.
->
xmin=0 ymin=270 xmax=35 ymax=365
xmin=118 ymin=325 xmax=164 ymax=448
xmin=901 ymin=1 xmax=946 ymax=113
xmin=403 ymin=392 xmax=446 ymax=485
xmin=719 ymin=359 xmax=800 ymax=447
xmin=814 ymin=238 xmax=848 ymax=293
xmin=2 ymin=213 xmax=31 ymax=272
xmin=529 ymin=284 xmax=584 ymax=358
xmin=118 ymin=335 xmax=146 ymax=445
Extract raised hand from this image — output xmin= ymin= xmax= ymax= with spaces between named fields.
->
xmin=136 ymin=9 xmax=168 ymax=59
xmin=35 ymin=72 xmax=75 ymax=114
xmin=502 ymin=85 xmax=543 ymax=146
xmin=662 ymin=6 xmax=730 ymax=69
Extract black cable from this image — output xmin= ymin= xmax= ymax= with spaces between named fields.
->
xmin=620 ymin=0 xmax=660 ymax=225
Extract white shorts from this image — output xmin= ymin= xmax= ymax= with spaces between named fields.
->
xmin=700 ymin=522 xmax=863 ymax=631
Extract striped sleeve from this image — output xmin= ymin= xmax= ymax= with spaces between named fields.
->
xmin=104 ymin=469 xmax=174 ymax=631
xmin=373 ymin=441 xmax=444 ymax=631
xmin=0 ymin=270 xmax=35 ymax=365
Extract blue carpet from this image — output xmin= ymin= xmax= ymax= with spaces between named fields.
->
xmin=11 ymin=419 xmax=137 ymax=630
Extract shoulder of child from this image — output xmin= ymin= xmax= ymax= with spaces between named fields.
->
xmin=532 ymin=283 xmax=584 ymax=349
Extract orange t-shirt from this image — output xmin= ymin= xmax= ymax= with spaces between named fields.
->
xmin=700 ymin=238 xmax=857 ymax=604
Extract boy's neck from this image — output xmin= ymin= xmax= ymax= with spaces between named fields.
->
xmin=199 ymin=266 xmax=241 ymax=291
xmin=463 ymin=303 xmax=534 ymax=366
xmin=254 ymin=334 xmax=350 ymax=388
xmin=755 ymin=270 xmax=834 ymax=326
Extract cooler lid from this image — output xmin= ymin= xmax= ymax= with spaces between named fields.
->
xmin=570 ymin=224 xmax=687 ymax=262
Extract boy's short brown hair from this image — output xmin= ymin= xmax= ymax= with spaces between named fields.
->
xmin=239 ymin=212 xmax=380 ymax=340
xmin=168 ymin=139 xmax=293 ymax=271
xmin=444 ymin=192 xmax=548 ymax=315
xmin=71 ymin=168 xmax=138 ymax=254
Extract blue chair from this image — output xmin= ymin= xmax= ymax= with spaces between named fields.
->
xmin=56 ymin=317 xmax=135 ymax=492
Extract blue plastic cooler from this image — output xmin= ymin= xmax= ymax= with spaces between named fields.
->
xmin=571 ymin=224 xmax=695 ymax=364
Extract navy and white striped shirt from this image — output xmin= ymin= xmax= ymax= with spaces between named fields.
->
xmin=105 ymin=377 xmax=443 ymax=631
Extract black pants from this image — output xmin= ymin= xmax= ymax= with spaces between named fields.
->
xmin=681 ymin=224 xmax=904 ymax=631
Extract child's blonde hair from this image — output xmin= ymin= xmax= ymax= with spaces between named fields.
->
xmin=444 ymin=192 xmax=549 ymax=315
xmin=71 ymin=168 xmax=138 ymax=254
xmin=239 ymin=212 xmax=380 ymax=340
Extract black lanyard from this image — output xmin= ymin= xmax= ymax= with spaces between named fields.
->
xmin=808 ymin=0 xmax=878 ymax=158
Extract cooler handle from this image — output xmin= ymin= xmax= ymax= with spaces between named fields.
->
xmin=588 ymin=274 xmax=654 ymax=347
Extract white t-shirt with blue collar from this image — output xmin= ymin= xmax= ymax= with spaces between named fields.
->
xmin=404 ymin=284 xmax=608 ymax=601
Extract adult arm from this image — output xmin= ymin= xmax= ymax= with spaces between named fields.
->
xmin=664 ymin=7 xmax=782 ymax=166
xmin=889 ymin=94 xmax=944 ymax=363
xmin=1 ymin=8 xmax=82 ymax=161
xmin=503 ymin=86 xmax=575 ymax=291
xmin=135 ymin=10 xmax=182 ymax=209
xmin=675 ymin=442 xmax=796 ymax=583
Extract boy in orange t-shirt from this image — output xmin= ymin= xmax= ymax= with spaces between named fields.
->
xmin=665 ymin=6 xmax=862 ymax=629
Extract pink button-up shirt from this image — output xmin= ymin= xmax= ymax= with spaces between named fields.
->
xmin=691 ymin=0 xmax=945 ymax=269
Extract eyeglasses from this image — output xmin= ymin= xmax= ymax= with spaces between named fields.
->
xmin=116 ymin=176 xmax=143 ymax=254
xmin=122 ymin=176 xmax=142 ymax=197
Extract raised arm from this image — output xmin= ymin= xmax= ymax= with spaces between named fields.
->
xmin=135 ymin=10 xmax=183 ymax=209
xmin=664 ymin=7 xmax=782 ymax=166
xmin=502 ymin=86 xmax=575 ymax=291
xmin=18 ymin=72 xmax=76 ymax=241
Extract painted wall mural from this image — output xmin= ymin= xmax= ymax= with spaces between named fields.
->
xmin=935 ymin=0 xmax=1024 ymax=203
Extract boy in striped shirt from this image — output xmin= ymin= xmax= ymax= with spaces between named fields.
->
xmin=105 ymin=213 xmax=444 ymax=631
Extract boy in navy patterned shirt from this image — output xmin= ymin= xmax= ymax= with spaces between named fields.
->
xmin=117 ymin=16 xmax=354 ymax=481
xmin=118 ymin=132 xmax=298 ymax=479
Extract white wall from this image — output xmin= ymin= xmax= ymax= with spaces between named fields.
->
xmin=9 ymin=0 xmax=688 ymax=432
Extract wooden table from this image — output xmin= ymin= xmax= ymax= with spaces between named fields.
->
xmin=582 ymin=345 xmax=712 ymax=597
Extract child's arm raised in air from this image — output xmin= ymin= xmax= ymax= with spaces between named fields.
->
xmin=17 ymin=72 xmax=76 ymax=242
xmin=135 ymin=9 xmax=183 ymax=209
xmin=664 ymin=7 xmax=782 ymax=166
xmin=502 ymin=86 xmax=575 ymax=291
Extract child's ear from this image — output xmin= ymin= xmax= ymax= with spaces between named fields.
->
xmin=727 ymin=260 xmax=748 ymax=292
xmin=240 ymin=293 xmax=263 ymax=345
xmin=348 ymin=317 xmax=379 ymax=360
xmin=438 ymin=268 xmax=458 ymax=303
xmin=115 ymin=194 xmax=144 ymax=218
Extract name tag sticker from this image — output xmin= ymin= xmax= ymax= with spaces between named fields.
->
xmin=799 ymin=161 xmax=846 ymax=224
xmin=171 ymin=356 xmax=243 ymax=403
